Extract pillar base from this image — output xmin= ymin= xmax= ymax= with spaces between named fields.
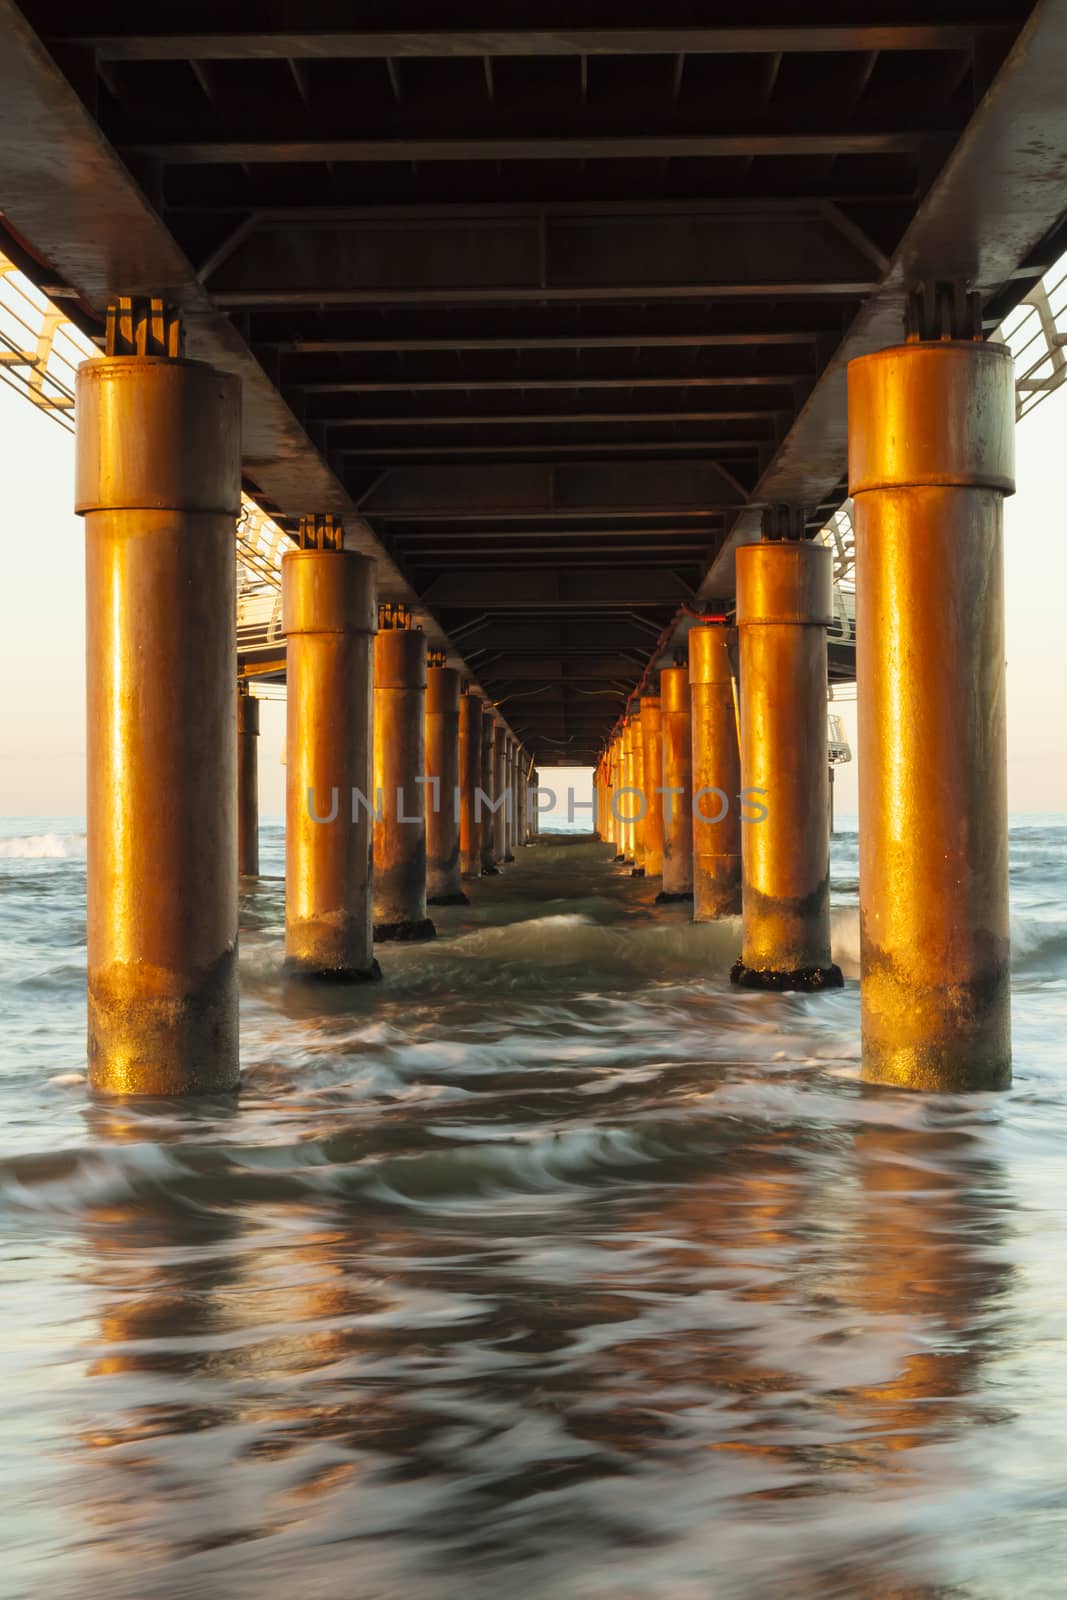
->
xmin=630 ymin=866 xmax=645 ymax=878
xmin=427 ymin=892 xmax=471 ymax=907
xmin=284 ymin=957 xmax=382 ymax=984
xmin=613 ymin=853 xmax=626 ymax=863
xmin=730 ymin=958 xmax=843 ymax=993
xmin=374 ymin=918 xmax=437 ymax=943
xmin=88 ymin=950 xmax=240 ymax=1097
xmin=655 ymin=890 xmax=694 ymax=905
xmin=481 ymin=864 xmax=501 ymax=877
xmin=861 ymin=1040 xmax=1011 ymax=1094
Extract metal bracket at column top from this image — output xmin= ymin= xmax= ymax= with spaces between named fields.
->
xmin=105 ymin=297 xmax=183 ymax=358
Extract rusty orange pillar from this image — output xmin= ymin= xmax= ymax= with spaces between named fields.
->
xmin=374 ymin=612 xmax=435 ymax=941
xmin=731 ymin=524 xmax=841 ymax=990
xmin=689 ymin=626 xmax=741 ymax=922
xmin=630 ymin=711 xmax=646 ymax=876
xmin=610 ymin=735 xmax=626 ymax=860
xmin=657 ymin=665 xmax=693 ymax=903
xmin=504 ymin=737 xmax=517 ymax=861
xmin=459 ymin=689 xmax=483 ymax=880
xmin=517 ymin=750 xmax=529 ymax=844
xmin=619 ymin=721 xmax=636 ymax=864
xmin=530 ymin=768 xmax=541 ymax=838
xmin=480 ymin=708 xmax=500 ymax=875
xmin=425 ymin=660 xmax=468 ymax=906
xmin=600 ymin=754 xmax=616 ymax=847
xmin=849 ymin=300 xmax=1014 ymax=1089
xmin=640 ymin=696 xmax=664 ymax=878
xmin=493 ymin=723 xmax=510 ymax=864
xmin=237 ymin=686 xmax=260 ymax=880
xmin=283 ymin=516 xmax=379 ymax=983
xmin=77 ymin=299 xmax=241 ymax=1094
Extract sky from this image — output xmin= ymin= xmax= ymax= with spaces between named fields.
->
xmin=1 ymin=370 xmax=1065 ymax=819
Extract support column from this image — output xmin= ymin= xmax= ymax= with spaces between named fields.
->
xmin=77 ymin=299 xmax=241 ymax=1095
xmin=658 ymin=665 xmax=693 ymax=903
xmin=284 ymin=515 xmax=379 ymax=983
xmin=595 ymin=756 xmax=610 ymax=845
xmin=605 ymin=753 xmax=616 ymax=850
xmin=849 ymin=305 xmax=1014 ymax=1089
xmin=237 ymin=685 xmax=260 ymax=880
xmin=639 ymin=695 xmax=664 ymax=878
xmin=480 ymin=708 xmax=500 ymax=874
xmin=505 ymin=739 xmax=516 ymax=857
xmin=690 ymin=626 xmax=741 ymax=922
xmin=425 ymin=658 xmax=468 ymax=906
xmin=517 ymin=750 xmax=529 ymax=844
xmin=731 ymin=522 xmax=841 ymax=990
xmin=630 ymin=710 xmax=646 ymax=876
xmin=619 ymin=720 xmax=636 ymax=864
xmin=459 ymin=689 xmax=483 ymax=879
xmin=374 ymin=609 xmax=435 ymax=940
xmin=611 ymin=734 xmax=626 ymax=861
xmin=514 ymin=752 xmax=523 ymax=845
xmin=530 ymin=768 xmax=540 ymax=838
xmin=493 ymin=722 xmax=510 ymax=864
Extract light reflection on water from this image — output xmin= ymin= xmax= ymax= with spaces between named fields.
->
xmin=1 ymin=823 xmax=1067 ymax=1599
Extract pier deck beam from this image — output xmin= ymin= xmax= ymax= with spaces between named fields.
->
xmin=283 ymin=518 xmax=379 ymax=981
xmin=730 ymin=534 xmax=841 ymax=989
xmin=425 ymin=663 xmax=467 ymax=906
xmin=849 ymin=318 xmax=1014 ymax=1089
xmin=76 ymin=302 xmax=241 ymax=1095
xmin=658 ymin=666 xmax=694 ymax=903
xmin=374 ymin=620 xmax=435 ymax=941
xmin=690 ymin=625 xmax=742 ymax=923
xmin=237 ymin=687 xmax=260 ymax=880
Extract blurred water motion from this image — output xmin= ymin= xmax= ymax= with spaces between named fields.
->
xmin=2 ymin=820 xmax=1067 ymax=1599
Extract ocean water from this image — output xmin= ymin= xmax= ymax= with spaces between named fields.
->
xmin=1 ymin=815 xmax=1066 ymax=1600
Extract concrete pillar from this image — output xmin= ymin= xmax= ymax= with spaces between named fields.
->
xmin=639 ymin=695 xmax=664 ymax=878
xmin=530 ymin=768 xmax=541 ymax=838
xmin=514 ymin=744 xmax=523 ymax=846
xmin=459 ymin=690 xmax=483 ymax=879
xmin=630 ymin=711 xmax=646 ymax=875
xmin=76 ymin=301 xmax=241 ymax=1094
xmin=690 ymin=626 xmax=741 ymax=923
xmin=480 ymin=708 xmax=500 ymax=874
xmin=237 ymin=686 xmax=260 ymax=879
xmin=658 ymin=665 xmax=693 ymax=902
xmin=610 ymin=735 xmax=626 ymax=860
xmin=619 ymin=720 xmax=636 ymax=863
xmin=283 ymin=517 xmax=378 ymax=983
xmin=849 ymin=322 xmax=1014 ymax=1089
xmin=596 ymin=756 xmax=611 ymax=844
xmin=731 ymin=531 xmax=841 ymax=990
xmin=517 ymin=749 xmax=529 ymax=843
xmin=425 ymin=662 xmax=467 ymax=906
xmin=374 ymin=618 xmax=435 ymax=940
xmin=506 ymin=740 xmax=518 ymax=857
xmin=493 ymin=723 xmax=510 ymax=863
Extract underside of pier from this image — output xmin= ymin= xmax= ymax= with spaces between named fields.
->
xmin=3 ymin=0 xmax=1067 ymax=760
